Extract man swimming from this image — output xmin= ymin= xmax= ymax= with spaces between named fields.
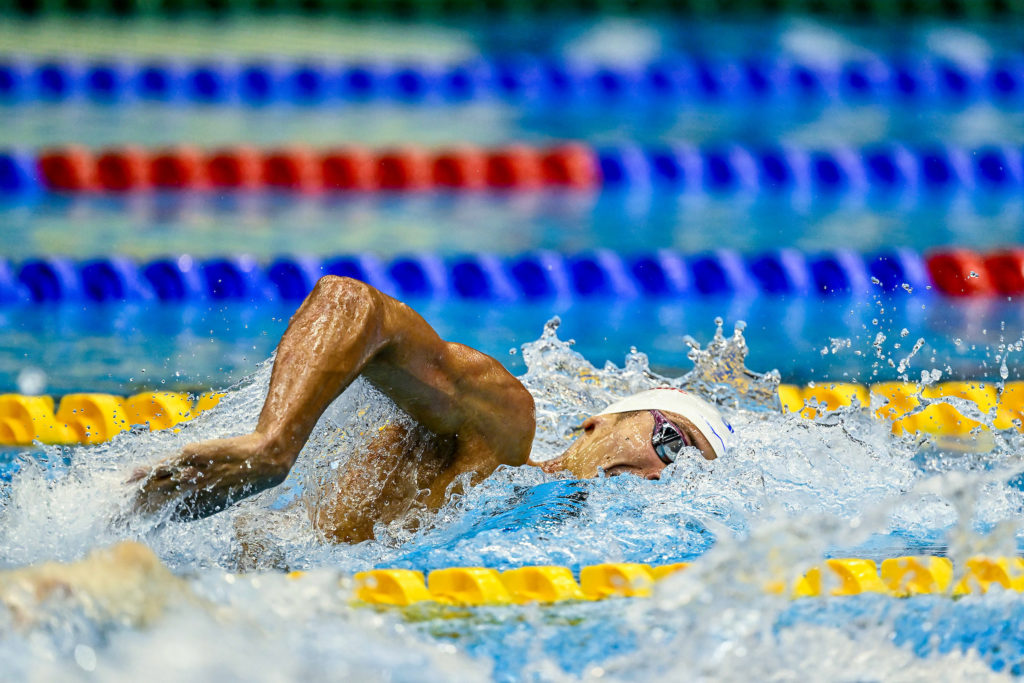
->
xmin=133 ymin=276 xmax=733 ymax=543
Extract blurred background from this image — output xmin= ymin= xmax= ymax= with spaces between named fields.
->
xmin=0 ymin=4 xmax=1023 ymax=397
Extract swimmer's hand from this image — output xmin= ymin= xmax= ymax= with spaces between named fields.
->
xmin=130 ymin=433 xmax=288 ymax=521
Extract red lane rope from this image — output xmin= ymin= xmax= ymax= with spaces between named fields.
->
xmin=36 ymin=144 xmax=602 ymax=194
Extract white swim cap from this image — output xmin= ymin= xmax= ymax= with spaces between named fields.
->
xmin=597 ymin=387 xmax=735 ymax=458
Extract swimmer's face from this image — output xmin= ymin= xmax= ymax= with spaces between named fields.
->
xmin=530 ymin=410 xmax=717 ymax=480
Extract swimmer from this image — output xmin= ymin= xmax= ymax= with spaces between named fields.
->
xmin=132 ymin=277 xmax=733 ymax=543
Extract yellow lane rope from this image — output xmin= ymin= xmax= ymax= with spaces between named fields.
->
xmin=283 ymin=556 xmax=1024 ymax=607
xmin=1 ymin=381 xmax=1021 ymax=447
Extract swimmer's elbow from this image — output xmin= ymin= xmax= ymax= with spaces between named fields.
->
xmin=310 ymin=274 xmax=375 ymax=300
xmin=308 ymin=275 xmax=384 ymax=319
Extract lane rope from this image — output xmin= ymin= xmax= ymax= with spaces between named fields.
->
xmin=4 ymin=143 xmax=1023 ymax=196
xmin=332 ymin=556 xmax=1024 ymax=607
xmin=0 ymin=249 xmax=1020 ymax=304
xmin=1 ymin=381 xmax=1020 ymax=446
xmin=1 ymin=54 xmax=1021 ymax=107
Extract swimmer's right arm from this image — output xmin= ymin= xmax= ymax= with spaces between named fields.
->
xmin=132 ymin=276 xmax=534 ymax=521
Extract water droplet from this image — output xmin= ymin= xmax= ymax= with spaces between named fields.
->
xmin=74 ymin=645 xmax=97 ymax=672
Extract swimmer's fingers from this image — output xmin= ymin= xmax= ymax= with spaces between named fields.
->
xmin=132 ymin=435 xmax=272 ymax=521
xmin=132 ymin=470 xmax=180 ymax=515
xmin=131 ymin=461 xmax=202 ymax=516
xmin=125 ymin=448 xmax=198 ymax=486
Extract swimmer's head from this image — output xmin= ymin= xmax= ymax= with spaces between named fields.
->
xmin=531 ymin=388 xmax=735 ymax=480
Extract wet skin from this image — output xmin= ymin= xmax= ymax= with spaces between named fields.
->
xmin=132 ymin=276 xmax=715 ymax=543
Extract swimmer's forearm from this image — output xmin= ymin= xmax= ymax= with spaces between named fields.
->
xmin=135 ymin=278 xmax=397 ymax=518
xmin=249 ymin=276 xmax=398 ymax=471
xmin=133 ymin=433 xmax=287 ymax=520
xmin=135 ymin=275 xmax=531 ymax=521
xmin=249 ymin=275 xmax=496 ymax=467
xmin=170 ymin=277 xmax=453 ymax=480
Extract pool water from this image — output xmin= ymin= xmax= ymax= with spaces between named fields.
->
xmin=2 ymin=295 xmax=1022 ymax=395
xmin=3 ymin=192 xmax=1023 ymax=259
xmin=3 ymin=322 xmax=1024 ymax=680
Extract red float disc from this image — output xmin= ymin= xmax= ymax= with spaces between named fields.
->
xmin=37 ymin=146 xmax=98 ymax=191
xmin=926 ymin=249 xmax=997 ymax=297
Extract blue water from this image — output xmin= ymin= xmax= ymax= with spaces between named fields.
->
xmin=410 ymin=593 xmax=1024 ymax=681
xmin=3 ymin=101 xmax=1024 ymax=148
xmin=0 ymin=295 xmax=1021 ymax=395
xmin=2 ymin=191 xmax=1023 ymax=259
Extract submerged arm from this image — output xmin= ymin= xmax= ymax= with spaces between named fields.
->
xmin=133 ymin=275 xmax=535 ymax=521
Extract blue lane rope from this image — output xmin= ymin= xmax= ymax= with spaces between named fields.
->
xmin=0 ymin=249 xmax=940 ymax=304
xmin=1 ymin=54 xmax=1022 ymax=106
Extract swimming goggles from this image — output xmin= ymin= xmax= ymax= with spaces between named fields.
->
xmin=650 ymin=409 xmax=690 ymax=465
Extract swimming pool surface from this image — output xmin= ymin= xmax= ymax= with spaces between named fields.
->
xmin=4 ymin=323 xmax=1024 ymax=680
xmin=1 ymin=296 xmax=1022 ymax=395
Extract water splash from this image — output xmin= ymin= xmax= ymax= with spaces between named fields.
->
xmin=681 ymin=317 xmax=781 ymax=410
